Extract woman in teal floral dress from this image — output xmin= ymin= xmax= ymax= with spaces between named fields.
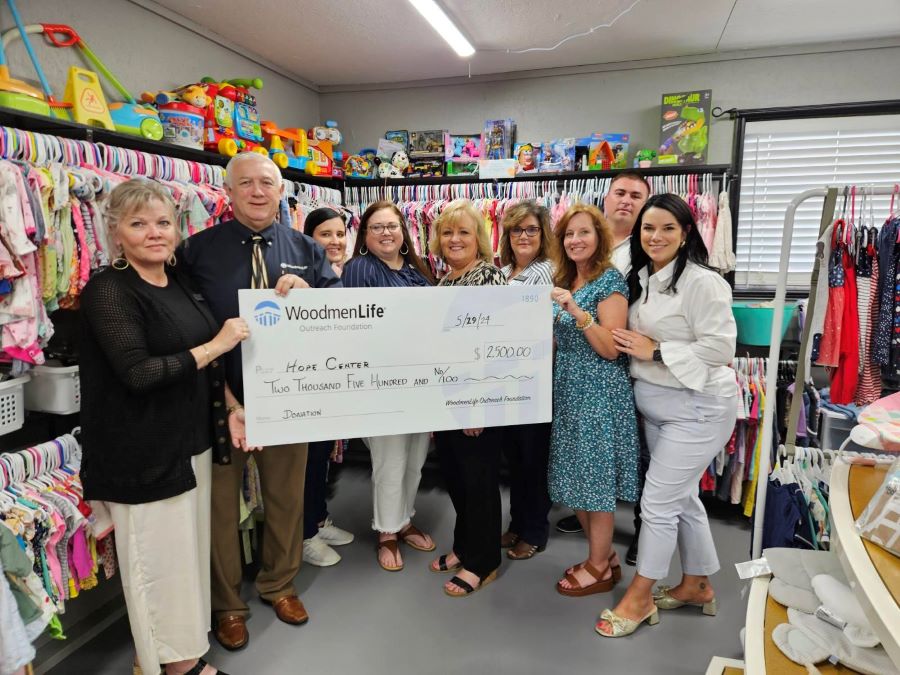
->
xmin=549 ymin=203 xmax=640 ymax=598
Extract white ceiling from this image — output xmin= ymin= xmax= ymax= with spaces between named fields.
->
xmin=151 ymin=0 xmax=900 ymax=87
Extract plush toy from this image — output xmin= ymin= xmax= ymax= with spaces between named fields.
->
xmin=462 ymin=138 xmax=480 ymax=158
xmin=391 ymin=150 xmax=409 ymax=173
xmin=375 ymin=157 xmax=403 ymax=178
xmin=175 ymin=84 xmax=211 ymax=109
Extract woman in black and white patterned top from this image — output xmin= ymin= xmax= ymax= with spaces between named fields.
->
xmin=497 ymin=202 xmax=557 ymax=561
xmin=429 ymin=200 xmax=505 ymax=597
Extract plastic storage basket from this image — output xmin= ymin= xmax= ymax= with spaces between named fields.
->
xmin=0 ymin=375 xmax=30 ymax=435
xmin=731 ymin=302 xmax=797 ymax=346
xmin=24 ymin=362 xmax=80 ymax=415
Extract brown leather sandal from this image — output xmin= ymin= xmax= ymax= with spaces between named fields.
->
xmin=556 ymin=561 xmax=616 ymax=597
xmin=399 ymin=523 xmax=436 ymax=552
xmin=507 ymin=539 xmax=546 ymax=560
xmin=377 ymin=538 xmax=403 ymax=571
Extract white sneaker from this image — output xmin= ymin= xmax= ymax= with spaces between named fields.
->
xmin=303 ymin=534 xmax=341 ymax=567
xmin=317 ymin=517 xmax=354 ymax=546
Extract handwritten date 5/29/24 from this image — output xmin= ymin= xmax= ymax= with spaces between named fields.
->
xmin=454 ymin=312 xmax=491 ymax=329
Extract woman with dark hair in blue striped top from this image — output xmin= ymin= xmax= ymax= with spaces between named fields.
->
xmin=342 ymin=201 xmax=436 ymax=572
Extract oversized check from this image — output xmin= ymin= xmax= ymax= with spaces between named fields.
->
xmin=238 ymin=286 xmax=552 ymax=446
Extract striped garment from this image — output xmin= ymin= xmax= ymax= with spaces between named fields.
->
xmin=500 ymin=258 xmax=555 ymax=286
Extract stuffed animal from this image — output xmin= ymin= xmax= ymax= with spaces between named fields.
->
xmin=391 ymin=150 xmax=409 ymax=173
xmin=175 ymin=84 xmax=211 ymax=109
xmin=375 ymin=157 xmax=403 ymax=178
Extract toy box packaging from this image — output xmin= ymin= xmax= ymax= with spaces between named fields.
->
xmin=408 ymin=158 xmax=444 ymax=177
xmin=589 ymin=133 xmax=630 ymax=170
xmin=445 ymin=133 xmax=483 ymax=176
xmin=513 ymin=142 xmax=539 ymax=173
xmin=385 ymin=129 xmax=409 ymax=152
xmin=409 ymin=130 xmax=446 ymax=159
xmin=376 ymin=138 xmax=405 ymax=161
xmin=538 ymin=138 xmax=575 ymax=173
xmin=658 ymin=90 xmax=711 ymax=165
xmin=482 ymin=119 xmax=515 ymax=160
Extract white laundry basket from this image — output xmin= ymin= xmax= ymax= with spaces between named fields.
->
xmin=0 ymin=375 xmax=30 ymax=435
xmin=24 ymin=362 xmax=80 ymax=414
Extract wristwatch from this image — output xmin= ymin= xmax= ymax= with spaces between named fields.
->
xmin=652 ymin=344 xmax=663 ymax=362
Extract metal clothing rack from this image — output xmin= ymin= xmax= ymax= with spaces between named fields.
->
xmin=750 ymin=185 xmax=898 ymax=558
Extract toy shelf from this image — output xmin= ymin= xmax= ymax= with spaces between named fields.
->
xmin=344 ymin=163 xmax=732 ymax=187
xmin=830 ymin=460 xmax=900 ymax=668
xmin=0 ymin=105 xmax=341 ymax=187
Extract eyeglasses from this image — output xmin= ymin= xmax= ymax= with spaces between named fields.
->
xmin=510 ymin=226 xmax=541 ymax=238
xmin=368 ymin=222 xmax=402 ymax=235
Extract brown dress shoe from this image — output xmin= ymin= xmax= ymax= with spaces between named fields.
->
xmin=264 ymin=595 xmax=309 ymax=625
xmin=214 ymin=615 xmax=248 ymax=651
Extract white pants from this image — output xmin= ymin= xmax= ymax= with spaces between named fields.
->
xmin=634 ymin=382 xmax=737 ymax=580
xmin=363 ymin=433 xmax=431 ymax=533
xmin=106 ymin=450 xmax=212 ymax=675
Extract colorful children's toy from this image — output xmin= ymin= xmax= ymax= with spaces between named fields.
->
xmin=409 ymin=130 xmax=446 ymax=159
xmin=5 ymin=22 xmax=163 ymax=137
xmin=183 ymin=76 xmax=268 ymax=156
xmin=384 ymin=130 xmax=409 ymax=152
xmin=445 ymin=132 xmax=482 ymax=176
xmin=634 ymin=149 xmax=657 ymax=168
xmin=514 ymin=142 xmax=537 ymax=173
xmin=538 ymin=139 xmax=575 ymax=172
xmin=309 ymin=121 xmax=344 ymax=178
xmin=260 ymin=120 xmax=308 ymax=170
xmin=658 ymin=90 xmax=711 ymax=165
xmin=482 ymin=119 xmax=515 ymax=160
xmin=0 ymin=0 xmax=52 ymax=116
xmin=343 ymin=154 xmax=372 ymax=179
xmin=589 ymin=133 xmax=630 ymax=170
xmin=157 ymin=101 xmax=204 ymax=149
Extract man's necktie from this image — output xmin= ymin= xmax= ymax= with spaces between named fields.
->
xmin=251 ymin=235 xmax=269 ymax=289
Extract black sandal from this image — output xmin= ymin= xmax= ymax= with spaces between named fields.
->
xmin=181 ymin=658 xmax=230 ymax=675
xmin=444 ymin=569 xmax=498 ymax=597
xmin=430 ymin=553 xmax=462 ymax=573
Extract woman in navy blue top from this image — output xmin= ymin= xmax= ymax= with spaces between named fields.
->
xmin=342 ymin=201 xmax=435 ymax=572
xmin=299 ymin=208 xmax=356 ymax=568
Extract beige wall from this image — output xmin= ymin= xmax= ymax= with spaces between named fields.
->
xmin=321 ymin=46 xmax=900 ymax=164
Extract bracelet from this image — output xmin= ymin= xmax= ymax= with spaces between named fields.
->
xmin=576 ymin=314 xmax=595 ymax=331
xmin=200 ymin=343 xmax=212 ymax=364
xmin=227 ymin=404 xmax=244 ymax=416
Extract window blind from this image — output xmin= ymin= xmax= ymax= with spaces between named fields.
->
xmin=736 ymin=124 xmax=900 ymax=289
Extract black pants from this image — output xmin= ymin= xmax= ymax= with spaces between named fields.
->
xmin=435 ymin=428 xmax=502 ymax=578
xmin=502 ymin=422 xmax=552 ymax=547
xmin=303 ymin=440 xmax=333 ymax=540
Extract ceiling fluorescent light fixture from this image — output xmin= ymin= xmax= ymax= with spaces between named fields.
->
xmin=409 ymin=0 xmax=475 ymax=57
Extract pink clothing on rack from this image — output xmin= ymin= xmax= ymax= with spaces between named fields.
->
xmin=830 ymin=244 xmax=859 ymax=404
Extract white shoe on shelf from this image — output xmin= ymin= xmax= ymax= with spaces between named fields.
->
xmin=303 ymin=534 xmax=341 ymax=567
xmin=317 ymin=517 xmax=354 ymax=546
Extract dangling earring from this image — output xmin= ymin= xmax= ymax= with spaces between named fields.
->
xmin=399 ymin=242 xmax=409 ymax=256
xmin=360 ymin=244 xmax=369 ymax=256
xmin=167 ymin=252 xmax=177 ymax=267
xmin=112 ymin=257 xmax=130 ymax=270
xmin=679 ymin=240 xmax=686 ymax=248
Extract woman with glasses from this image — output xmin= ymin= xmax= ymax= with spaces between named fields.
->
xmin=496 ymin=202 xmax=556 ymax=561
xmin=342 ymin=201 xmax=436 ymax=572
